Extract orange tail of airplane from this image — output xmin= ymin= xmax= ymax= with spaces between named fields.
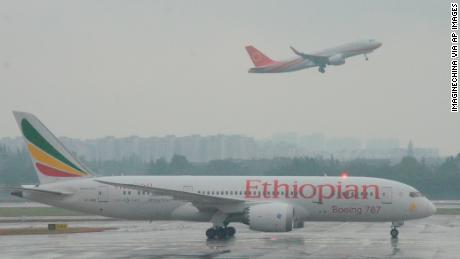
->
xmin=245 ymin=46 xmax=275 ymax=67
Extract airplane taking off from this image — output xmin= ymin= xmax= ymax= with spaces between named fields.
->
xmin=7 ymin=111 xmax=435 ymax=240
xmin=246 ymin=39 xmax=382 ymax=73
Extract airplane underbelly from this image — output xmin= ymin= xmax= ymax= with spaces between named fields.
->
xmin=100 ymin=196 xmax=186 ymax=220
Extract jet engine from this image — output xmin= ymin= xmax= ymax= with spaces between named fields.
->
xmin=243 ymin=203 xmax=294 ymax=232
xmin=328 ymin=54 xmax=346 ymax=65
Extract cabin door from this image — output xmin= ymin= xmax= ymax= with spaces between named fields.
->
xmin=97 ymin=186 xmax=109 ymax=202
xmin=381 ymin=186 xmax=392 ymax=204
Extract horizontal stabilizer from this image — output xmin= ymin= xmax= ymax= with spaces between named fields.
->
xmin=2 ymin=185 xmax=73 ymax=196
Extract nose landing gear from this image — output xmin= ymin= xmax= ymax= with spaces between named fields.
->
xmin=318 ymin=65 xmax=326 ymax=73
xmin=390 ymin=227 xmax=399 ymax=239
xmin=206 ymin=226 xmax=236 ymax=240
xmin=390 ymin=221 xmax=403 ymax=239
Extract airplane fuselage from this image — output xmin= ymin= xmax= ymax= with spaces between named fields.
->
xmin=18 ymin=176 xmax=435 ymax=224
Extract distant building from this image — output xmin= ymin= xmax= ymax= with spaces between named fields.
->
xmin=407 ymin=141 xmax=415 ymax=157
xmin=0 ymin=134 xmax=440 ymax=164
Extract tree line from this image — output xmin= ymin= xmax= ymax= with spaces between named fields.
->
xmin=1 ymin=144 xmax=459 ymax=199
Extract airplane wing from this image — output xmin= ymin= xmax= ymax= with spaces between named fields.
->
xmin=1 ymin=185 xmax=73 ymax=196
xmin=290 ymin=46 xmax=329 ymax=65
xmin=95 ymin=180 xmax=245 ymax=210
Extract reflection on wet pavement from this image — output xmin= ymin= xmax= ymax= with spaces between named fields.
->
xmin=0 ymin=215 xmax=459 ymax=258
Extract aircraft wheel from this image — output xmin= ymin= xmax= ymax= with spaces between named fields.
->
xmin=216 ymin=227 xmax=228 ymax=239
xmin=319 ymin=66 xmax=325 ymax=73
xmin=206 ymin=228 xmax=217 ymax=239
xmin=226 ymin=226 xmax=236 ymax=237
xmin=390 ymin=228 xmax=399 ymax=239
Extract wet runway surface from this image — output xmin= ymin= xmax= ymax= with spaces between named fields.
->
xmin=0 ymin=215 xmax=459 ymax=259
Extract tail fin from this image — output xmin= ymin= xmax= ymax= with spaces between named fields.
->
xmin=245 ymin=45 xmax=275 ymax=67
xmin=13 ymin=111 xmax=92 ymax=184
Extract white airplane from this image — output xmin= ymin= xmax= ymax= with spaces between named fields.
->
xmin=246 ymin=39 xmax=382 ymax=73
xmin=7 ymin=111 xmax=435 ymax=239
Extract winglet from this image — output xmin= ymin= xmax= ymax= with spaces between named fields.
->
xmin=290 ymin=46 xmax=303 ymax=56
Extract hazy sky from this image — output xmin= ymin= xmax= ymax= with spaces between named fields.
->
xmin=0 ymin=1 xmax=457 ymax=155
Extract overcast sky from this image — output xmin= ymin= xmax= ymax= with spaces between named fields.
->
xmin=0 ymin=0 xmax=457 ymax=155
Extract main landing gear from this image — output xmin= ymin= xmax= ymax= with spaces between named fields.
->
xmin=206 ymin=226 xmax=236 ymax=240
xmin=364 ymin=54 xmax=369 ymax=61
xmin=318 ymin=65 xmax=326 ymax=73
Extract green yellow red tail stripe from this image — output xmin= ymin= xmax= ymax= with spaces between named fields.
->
xmin=27 ymin=144 xmax=87 ymax=177
xmin=19 ymin=117 xmax=89 ymax=178
xmin=20 ymin=118 xmax=86 ymax=175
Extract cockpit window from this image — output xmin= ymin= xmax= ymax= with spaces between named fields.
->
xmin=409 ymin=192 xmax=423 ymax=198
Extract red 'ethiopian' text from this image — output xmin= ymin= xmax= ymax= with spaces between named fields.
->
xmin=244 ymin=179 xmax=380 ymax=203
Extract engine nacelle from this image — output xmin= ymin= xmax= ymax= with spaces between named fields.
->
xmin=328 ymin=54 xmax=345 ymax=66
xmin=244 ymin=203 xmax=294 ymax=232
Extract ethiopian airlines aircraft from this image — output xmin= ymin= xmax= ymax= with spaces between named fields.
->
xmin=246 ymin=39 xmax=382 ymax=73
xmin=8 ymin=111 xmax=435 ymax=239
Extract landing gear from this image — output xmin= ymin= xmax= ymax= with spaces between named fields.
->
xmin=226 ymin=226 xmax=236 ymax=236
xmin=205 ymin=226 xmax=236 ymax=240
xmin=390 ymin=221 xmax=403 ymax=239
xmin=206 ymin=228 xmax=217 ymax=239
xmin=390 ymin=227 xmax=399 ymax=239
xmin=364 ymin=54 xmax=369 ymax=61
xmin=318 ymin=66 xmax=326 ymax=73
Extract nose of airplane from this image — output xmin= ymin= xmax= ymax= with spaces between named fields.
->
xmin=376 ymin=42 xmax=383 ymax=48
xmin=422 ymin=199 xmax=436 ymax=217
xmin=428 ymin=200 xmax=436 ymax=215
